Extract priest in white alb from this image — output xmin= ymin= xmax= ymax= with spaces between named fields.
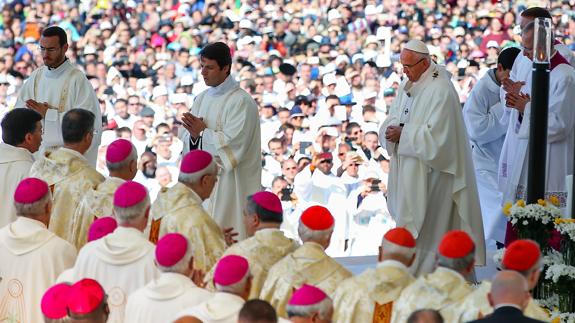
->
xmin=380 ymin=39 xmax=484 ymax=275
xmin=332 ymin=228 xmax=416 ymax=323
xmin=175 ymin=255 xmax=251 ymax=323
xmin=0 ymin=108 xmax=43 ymax=228
xmin=70 ymin=181 xmax=160 ymax=323
xmin=151 ymin=150 xmax=226 ymax=273
xmin=204 ymin=191 xmax=299 ymax=299
xmin=125 ymin=233 xmax=213 ymax=323
xmin=71 ymin=139 xmax=137 ymax=250
xmin=30 ymin=109 xmax=104 ymax=243
xmin=0 ymin=178 xmax=77 ymax=323
xmin=260 ymin=206 xmax=351 ymax=318
xmin=179 ymin=42 xmax=261 ymax=240
xmin=498 ymin=19 xmax=575 ymax=211
xmin=15 ymin=26 xmax=101 ymax=165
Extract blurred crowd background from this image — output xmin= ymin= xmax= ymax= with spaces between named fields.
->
xmin=0 ymin=0 xmax=574 ymax=255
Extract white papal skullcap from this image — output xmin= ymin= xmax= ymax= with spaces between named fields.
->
xmin=404 ymin=40 xmax=430 ymax=55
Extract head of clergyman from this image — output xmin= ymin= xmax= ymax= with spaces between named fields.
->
xmin=400 ymin=49 xmax=431 ymax=83
xmin=200 ymin=42 xmax=232 ymax=87
xmin=40 ymin=26 xmax=68 ymax=69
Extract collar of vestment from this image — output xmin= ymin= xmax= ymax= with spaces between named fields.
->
xmin=404 ymin=61 xmax=441 ymax=98
xmin=493 ymin=304 xmax=522 ymax=311
xmin=94 ymin=226 xmax=152 ymax=265
xmin=0 ymin=142 xmax=34 ymax=163
xmin=433 ymin=266 xmax=467 ymax=284
xmin=377 ymin=259 xmax=409 ymax=272
xmin=190 ymin=292 xmax=245 ymax=320
xmin=97 ymin=176 xmax=125 ymax=192
xmin=152 ymin=182 xmax=202 ymax=221
xmin=206 ymin=74 xmax=239 ymax=97
xmin=144 ymin=272 xmax=200 ymax=300
xmin=60 ymin=147 xmax=88 ymax=162
xmin=1 ymin=217 xmax=54 ymax=255
xmin=44 ymin=59 xmax=73 ymax=79
xmin=254 ymin=228 xmax=296 ymax=250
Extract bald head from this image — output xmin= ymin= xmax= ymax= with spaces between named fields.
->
xmin=488 ymin=271 xmax=530 ymax=310
xmin=407 ymin=309 xmax=443 ymax=323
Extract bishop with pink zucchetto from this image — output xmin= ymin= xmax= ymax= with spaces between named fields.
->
xmin=149 ymin=150 xmax=226 ymax=273
xmin=70 ymin=181 xmax=159 ymax=322
xmin=0 ymin=177 xmax=77 ymax=323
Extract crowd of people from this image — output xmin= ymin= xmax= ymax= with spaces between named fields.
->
xmin=1 ymin=0 xmax=575 ymax=322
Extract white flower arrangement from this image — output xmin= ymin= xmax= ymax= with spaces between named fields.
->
xmin=555 ymin=218 xmax=575 ymax=242
xmin=549 ymin=311 xmax=575 ymax=323
xmin=544 ymin=249 xmax=565 ymax=266
xmin=504 ymin=199 xmax=561 ymax=226
xmin=545 ymin=263 xmax=575 ymax=283
xmin=492 ymin=248 xmax=505 ymax=268
xmin=534 ymin=295 xmax=559 ymax=312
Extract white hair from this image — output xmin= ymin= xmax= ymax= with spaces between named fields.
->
xmin=156 ymin=238 xmax=194 ymax=274
xmin=14 ymin=191 xmax=52 ymax=217
xmin=298 ymin=221 xmax=333 ymax=244
xmin=286 ymin=296 xmax=333 ymax=320
xmin=381 ymin=237 xmax=416 ymax=260
xmin=178 ymin=159 xmax=217 ymax=185
xmin=437 ymin=248 xmax=476 ymax=272
xmin=215 ymin=271 xmax=251 ymax=295
xmin=114 ymin=196 xmax=150 ymax=224
xmin=106 ymin=145 xmax=138 ymax=172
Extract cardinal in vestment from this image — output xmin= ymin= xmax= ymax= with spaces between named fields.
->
xmin=332 ymin=228 xmax=416 ymax=323
xmin=150 ymin=150 xmax=226 ymax=273
xmin=0 ymin=178 xmax=77 ymax=323
xmin=204 ymin=191 xmax=299 ymax=298
xmin=391 ymin=231 xmax=476 ymax=323
xmin=70 ymin=139 xmax=137 ymax=250
xmin=259 ymin=206 xmax=351 ymax=318
xmin=30 ymin=109 xmax=104 ymax=243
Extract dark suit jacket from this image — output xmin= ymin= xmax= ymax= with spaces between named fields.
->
xmin=468 ymin=306 xmax=547 ymax=323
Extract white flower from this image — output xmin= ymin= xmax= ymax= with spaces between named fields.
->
xmin=545 ymin=263 xmax=575 ymax=283
xmin=523 ymin=220 xmax=529 ymax=225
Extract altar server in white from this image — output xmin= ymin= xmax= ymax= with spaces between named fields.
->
xmin=15 ymin=26 xmax=101 ymax=165
xmin=180 ymin=42 xmax=261 ymax=240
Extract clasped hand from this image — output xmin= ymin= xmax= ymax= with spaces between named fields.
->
xmin=182 ymin=112 xmax=207 ymax=138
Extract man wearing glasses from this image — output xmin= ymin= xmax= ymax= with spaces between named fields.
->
xmin=15 ymin=26 xmax=101 ymax=166
xmin=380 ymin=39 xmax=484 ymax=276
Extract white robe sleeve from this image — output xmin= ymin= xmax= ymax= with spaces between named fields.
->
xmin=379 ymin=91 xmax=402 ymax=154
xmin=463 ymin=91 xmax=507 ymax=144
xmin=293 ymin=166 xmax=313 ymax=203
xmin=202 ymin=94 xmax=259 ymax=171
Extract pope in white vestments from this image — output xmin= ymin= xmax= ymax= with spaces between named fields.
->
xmin=125 ymin=233 xmax=213 ymax=323
xmin=180 ymin=42 xmax=261 ymax=240
xmin=0 ymin=178 xmax=77 ymax=323
xmin=71 ymin=181 xmax=160 ymax=323
xmin=15 ymin=26 xmax=101 ymax=165
xmin=498 ymin=24 xmax=575 ymax=210
xmin=381 ymin=40 xmax=484 ymax=275
xmin=463 ymin=47 xmax=521 ymax=244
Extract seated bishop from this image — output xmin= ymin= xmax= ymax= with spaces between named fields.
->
xmin=71 ymin=181 xmax=159 ymax=322
xmin=286 ymin=284 xmax=333 ymax=323
xmin=125 ymin=233 xmax=213 ymax=323
xmin=70 ymin=139 xmax=137 ymax=250
xmin=30 ymin=109 xmax=104 ymax=243
xmin=455 ymin=239 xmax=549 ymax=322
xmin=391 ymin=230 xmax=476 ymax=323
xmin=332 ymin=227 xmax=416 ymax=323
xmin=259 ymin=205 xmax=352 ymax=318
xmin=175 ymin=255 xmax=251 ymax=323
xmin=0 ymin=178 xmax=77 ymax=323
xmin=149 ymin=150 xmax=226 ymax=273
xmin=204 ymin=191 xmax=299 ymax=298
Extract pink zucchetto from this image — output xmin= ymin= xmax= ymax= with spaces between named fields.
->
xmin=67 ymin=279 xmax=105 ymax=316
xmin=180 ymin=150 xmax=213 ymax=174
xmin=88 ymin=217 xmax=118 ymax=242
xmin=156 ymin=233 xmax=188 ymax=267
xmin=106 ymin=139 xmax=133 ymax=163
xmin=251 ymin=191 xmax=282 ymax=214
xmin=214 ymin=255 xmax=249 ymax=286
xmin=14 ymin=177 xmax=49 ymax=204
xmin=288 ymin=284 xmax=328 ymax=306
xmin=113 ymin=181 xmax=148 ymax=208
xmin=41 ymin=283 xmax=71 ymax=319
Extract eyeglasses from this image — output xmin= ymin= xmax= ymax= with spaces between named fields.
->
xmin=349 ymin=163 xmax=361 ymax=167
xmin=401 ymin=57 xmax=425 ymax=69
xmin=319 ymin=159 xmax=333 ymax=164
xmin=284 ymin=167 xmax=297 ymax=171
